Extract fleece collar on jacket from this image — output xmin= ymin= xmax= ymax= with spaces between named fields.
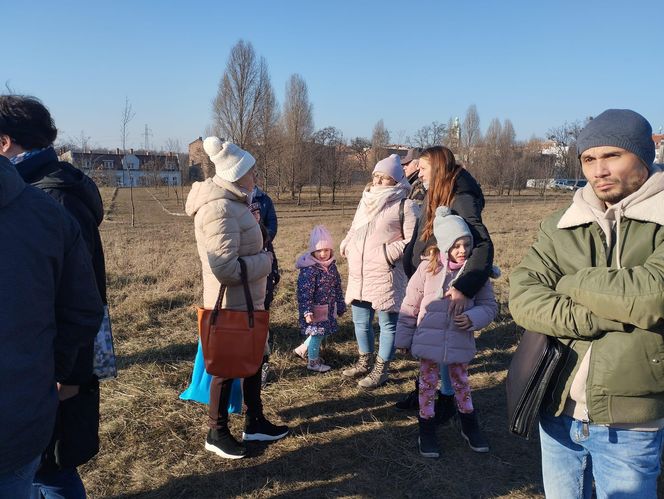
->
xmin=557 ymin=164 xmax=664 ymax=268
xmin=185 ymin=176 xmax=248 ymax=216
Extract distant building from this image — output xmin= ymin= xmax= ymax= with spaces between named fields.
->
xmin=58 ymin=148 xmax=181 ymax=186
xmin=653 ymin=134 xmax=664 ymax=164
xmin=188 ymin=137 xmax=214 ymax=181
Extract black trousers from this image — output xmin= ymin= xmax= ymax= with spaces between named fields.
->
xmin=208 ymin=367 xmax=263 ymax=430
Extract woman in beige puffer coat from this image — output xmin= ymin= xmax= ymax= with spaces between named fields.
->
xmin=340 ymin=154 xmax=418 ymax=389
xmin=185 ymin=137 xmax=288 ymax=460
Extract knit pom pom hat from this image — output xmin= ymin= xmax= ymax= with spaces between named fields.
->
xmin=433 ymin=206 xmax=473 ymax=255
xmin=308 ymin=225 xmax=334 ymax=253
xmin=203 ymin=136 xmax=256 ymax=182
xmin=373 ymin=154 xmax=405 ymax=182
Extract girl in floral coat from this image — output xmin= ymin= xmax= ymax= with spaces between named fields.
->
xmin=294 ymin=225 xmax=346 ymax=372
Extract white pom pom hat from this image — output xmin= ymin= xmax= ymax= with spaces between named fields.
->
xmin=203 ymin=136 xmax=256 ymax=182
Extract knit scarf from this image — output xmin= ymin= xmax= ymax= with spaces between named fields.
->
xmin=350 ymin=180 xmax=410 ymax=241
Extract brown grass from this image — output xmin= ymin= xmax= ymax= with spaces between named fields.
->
xmin=81 ymin=187 xmax=608 ymax=498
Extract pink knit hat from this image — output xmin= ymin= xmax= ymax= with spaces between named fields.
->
xmin=308 ymin=225 xmax=334 ymax=253
xmin=373 ymin=154 xmax=405 ymax=182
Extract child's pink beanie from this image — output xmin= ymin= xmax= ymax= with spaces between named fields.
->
xmin=308 ymin=225 xmax=334 ymax=253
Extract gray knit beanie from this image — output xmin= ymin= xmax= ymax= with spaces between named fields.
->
xmin=577 ymin=109 xmax=654 ymax=169
xmin=433 ymin=206 xmax=473 ymax=255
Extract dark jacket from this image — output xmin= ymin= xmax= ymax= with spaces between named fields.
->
xmin=15 ymin=147 xmax=107 ymax=468
xmin=250 ymin=186 xmax=278 ymax=242
xmin=0 ymin=156 xmax=103 ymax=474
xmin=403 ymin=169 xmax=494 ymax=297
xmin=249 ymin=186 xmax=280 ymax=308
xmin=407 ymin=171 xmax=426 ymax=205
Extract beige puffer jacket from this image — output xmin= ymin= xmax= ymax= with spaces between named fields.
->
xmin=341 ymin=197 xmax=417 ymax=312
xmin=185 ymin=177 xmax=271 ymax=310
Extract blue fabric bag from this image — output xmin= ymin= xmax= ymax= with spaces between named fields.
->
xmin=179 ymin=340 xmax=242 ymax=413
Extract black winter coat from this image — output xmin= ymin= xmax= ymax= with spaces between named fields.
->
xmin=15 ymin=147 xmax=107 ymax=469
xmin=0 ymin=157 xmax=103 ymax=474
xmin=403 ymin=168 xmax=494 ymax=297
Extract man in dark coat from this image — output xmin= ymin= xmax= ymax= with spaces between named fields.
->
xmin=401 ymin=147 xmax=426 ymax=205
xmin=0 ymin=94 xmax=107 ymax=497
xmin=0 ymin=155 xmax=103 ymax=498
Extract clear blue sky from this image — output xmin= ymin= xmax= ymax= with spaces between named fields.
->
xmin=4 ymin=0 xmax=663 ymax=151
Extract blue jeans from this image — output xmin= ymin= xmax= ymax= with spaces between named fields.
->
xmin=31 ymin=467 xmax=86 ymax=499
xmin=539 ymin=412 xmax=664 ymax=498
xmin=351 ymin=301 xmax=397 ymax=361
xmin=439 ymin=365 xmax=453 ymax=396
xmin=0 ymin=455 xmax=40 ymax=499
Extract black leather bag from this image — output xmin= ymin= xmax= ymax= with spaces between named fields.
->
xmin=506 ymin=330 xmax=565 ymax=439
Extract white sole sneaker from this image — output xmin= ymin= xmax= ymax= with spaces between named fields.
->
xmin=242 ymin=429 xmax=289 ymax=442
xmin=418 ymin=437 xmax=440 ymax=458
xmin=204 ymin=441 xmax=246 ymax=459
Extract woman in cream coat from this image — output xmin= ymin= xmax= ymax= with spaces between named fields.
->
xmin=185 ymin=137 xmax=288 ymax=459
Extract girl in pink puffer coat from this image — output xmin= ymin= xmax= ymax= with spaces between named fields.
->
xmin=396 ymin=206 xmax=497 ymax=458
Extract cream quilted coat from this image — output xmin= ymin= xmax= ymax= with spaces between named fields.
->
xmin=185 ymin=177 xmax=271 ymax=310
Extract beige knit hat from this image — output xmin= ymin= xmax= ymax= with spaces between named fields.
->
xmin=203 ymin=136 xmax=256 ymax=182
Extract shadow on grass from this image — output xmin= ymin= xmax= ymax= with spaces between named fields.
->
xmin=113 ymin=317 xmax=546 ymax=499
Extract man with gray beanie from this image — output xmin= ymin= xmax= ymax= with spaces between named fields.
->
xmin=509 ymin=109 xmax=664 ymax=497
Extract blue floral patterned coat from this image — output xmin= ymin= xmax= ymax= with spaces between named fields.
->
xmin=296 ymin=253 xmax=346 ymax=336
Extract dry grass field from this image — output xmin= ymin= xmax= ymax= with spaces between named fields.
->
xmin=77 ymin=186 xmax=644 ymax=498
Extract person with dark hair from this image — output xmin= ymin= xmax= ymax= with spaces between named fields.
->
xmin=0 ymin=155 xmax=103 ymax=498
xmin=0 ymin=94 xmax=107 ymax=498
xmin=401 ymin=147 xmax=426 ymax=205
xmin=249 ymin=183 xmax=280 ymax=385
xmin=510 ymin=109 xmax=664 ymax=497
xmin=399 ymin=146 xmax=494 ymax=452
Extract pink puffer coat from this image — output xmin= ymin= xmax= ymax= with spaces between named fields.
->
xmin=340 ymin=197 xmax=417 ymax=312
xmin=395 ymin=258 xmax=497 ymax=364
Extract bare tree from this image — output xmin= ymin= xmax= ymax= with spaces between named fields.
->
xmin=312 ymin=126 xmax=345 ymax=204
xmin=461 ymin=104 xmax=481 ymax=165
xmin=349 ymin=137 xmax=371 ymax=172
xmin=413 ymin=121 xmax=446 ymax=148
xmin=212 ymin=40 xmax=272 ymax=149
xmin=546 ymin=120 xmax=584 ymax=180
xmin=371 ymin=119 xmax=390 ymax=162
xmin=254 ymin=77 xmax=281 ymax=192
xmin=120 ymin=97 xmax=135 ymax=153
xmin=282 ymin=74 xmax=314 ymax=201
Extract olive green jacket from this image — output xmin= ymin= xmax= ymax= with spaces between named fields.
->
xmin=509 ymin=166 xmax=664 ymax=424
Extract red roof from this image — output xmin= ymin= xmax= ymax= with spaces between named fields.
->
xmin=653 ymin=134 xmax=664 ymax=145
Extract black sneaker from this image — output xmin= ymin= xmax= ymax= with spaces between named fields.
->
xmin=243 ymin=415 xmax=289 ymax=442
xmin=434 ymin=394 xmax=456 ymax=426
xmin=458 ymin=411 xmax=489 ymax=453
xmin=205 ymin=428 xmax=246 ymax=459
xmin=394 ymin=389 xmax=418 ymax=411
xmin=418 ymin=417 xmax=440 ymax=458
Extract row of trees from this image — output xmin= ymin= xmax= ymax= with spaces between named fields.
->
xmin=212 ymin=39 xmax=588 ymax=201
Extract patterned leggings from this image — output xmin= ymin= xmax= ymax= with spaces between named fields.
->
xmin=419 ymin=359 xmax=473 ymax=419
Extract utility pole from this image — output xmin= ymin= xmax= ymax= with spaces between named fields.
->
xmin=143 ymin=124 xmax=153 ymax=151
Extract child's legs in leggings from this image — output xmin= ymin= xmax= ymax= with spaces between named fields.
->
xmin=438 ymin=364 xmax=454 ymax=396
xmin=307 ymin=335 xmax=323 ymax=360
xmin=418 ymin=359 xmax=440 ymax=419
xmin=448 ymin=363 xmax=473 ymax=414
